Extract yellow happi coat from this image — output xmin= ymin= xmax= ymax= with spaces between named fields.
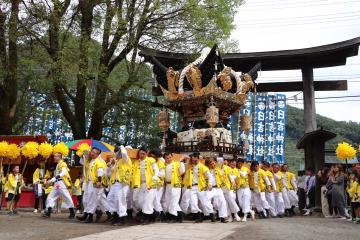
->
xmin=109 ymin=158 xmax=132 ymax=185
xmin=284 ymin=171 xmax=296 ymax=190
xmin=73 ymin=178 xmax=82 ymax=196
xmin=85 ymin=157 xmax=107 ymax=186
xmin=33 ymin=168 xmax=51 ymax=184
xmin=183 ymin=162 xmax=209 ymax=192
xmin=237 ymin=166 xmax=250 ymax=189
xmin=265 ymin=170 xmax=275 ymax=192
xmin=249 ymin=168 xmax=267 ymax=192
xmin=131 ymin=157 xmax=157 ymax=189
xmin=6 ymin=173 xmax=24 ymax=195
xmin=273 ymin=171 xmax=284 ymax=192
xmin=56 ymin=160 xmax=72 ymax=188
xmin=348 ymin=180 xmax=360 ymax=203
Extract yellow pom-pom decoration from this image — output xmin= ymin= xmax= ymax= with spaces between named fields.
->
xmin=6 ymin=144 xmax=20 ymax=160
xmin=39 ymin=142 xmax=53 ymax=159
xmin=0 ymin=141 xmax=9 ymax=158
xmin=21 ymin=141 xmax=39 ymax=159
xmin=76 ymin=143 xmax=91 ymax=157
xmin=336 ymin=142 xmax=356 ymax=161
xmin=53 ymin=142 xmax=69 ymax=157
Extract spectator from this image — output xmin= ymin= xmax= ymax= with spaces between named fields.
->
xmin=297 ymin=170 xmax=306 ymax=212
xmin=317 ymin=167 xmax=331 ymax=218
xmin=328 ymin=164 xmax=347 ymax=219
xmin=303 ymin=168 xmax=316 ymax=216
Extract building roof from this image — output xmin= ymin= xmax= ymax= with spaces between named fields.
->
xmin=296 ymin=129 xmax=336 ymax=149
xmin=139 ymin=37 xmax=360 ymax=72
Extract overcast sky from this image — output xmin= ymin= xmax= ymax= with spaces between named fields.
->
xmin=231 ymin=0 xmax=360 ymax=122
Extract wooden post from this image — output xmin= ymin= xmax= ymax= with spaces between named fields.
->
xmin=302 ymin=67 xmax=317 ymax=133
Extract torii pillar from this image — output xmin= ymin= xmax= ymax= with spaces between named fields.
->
xmin=298 ymin=66 xmax=336 ymax=209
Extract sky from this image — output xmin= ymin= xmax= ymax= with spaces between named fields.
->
xmin=231 ymin=0 xmax=360 ymax=122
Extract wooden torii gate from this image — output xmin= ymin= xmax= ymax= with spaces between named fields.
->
xmin=139 ymin=37 xmax=360 ymax=208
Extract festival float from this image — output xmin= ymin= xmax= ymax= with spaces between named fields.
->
xmin=140 ymin=45 xmax=261 ymax=159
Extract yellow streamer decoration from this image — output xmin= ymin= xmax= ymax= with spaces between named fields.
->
xmin=39 ymin=142 xmax=53 ymax=159
xmin=0 ymin=141 xmax=9 ymax=158
xmin=21 ymin=141 xmax=39 ymax=159
xmin=76 ymin=143 xmax=91 ymax=157
xmin=336 ymin=142 xmax=356 ymax=161
xmin=53 ymin=142 xmax=69 ymax=157
xmin=6 ymin=144 xmax=20 ymax=160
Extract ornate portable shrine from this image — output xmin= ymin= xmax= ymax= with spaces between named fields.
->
xmin=140 ymin=45 xmax=261 ymax=159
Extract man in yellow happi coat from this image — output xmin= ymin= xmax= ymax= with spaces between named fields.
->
xmin=281 ymin=164 xmax=298 ymax=216
xmin=180 ymin=152 xmax=213 ymax=223
xmin=249 ymin=161 xmax=272 ymax=218
xmin=148 ymin=148 xmax=166 ymax=221
xmin=272 ymin=163 xmax=285 ymax=217
xmin=131 ymin=147 xmax=160 ymax=224
xmin=236 ymin=159 xmax=255 ymax=222
xmin=6 ymin=165 xmax=24 ymax=215
xmin=77 ymin=147 xmax=111 ymax=223
xmin=205 ymin=157 xmax=228 ymax=223
xmin=261 ymin=161 xmax=277 ymax=217
xmin=223 ymin=159 xmax=241 ymax=221
xmin=163 ymin=152 xmax=185 ymax=222
xmin=106 ymin=145 xmax=132 ymax=225
xmin=43 ymin=153 xmax=75 ymax=219
xmin=33 ymin=159 xmax=50 ymax=212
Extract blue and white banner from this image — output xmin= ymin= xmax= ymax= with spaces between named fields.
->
xmin=239 ymin=93 xmax=286 ymax=164
xmin=274 ymin=94 xmax=286 ymax=164
xmin=265 ymin=95 xmax=276 ymax=162
xmin=254 ymin=93 xmax=267 ymax=162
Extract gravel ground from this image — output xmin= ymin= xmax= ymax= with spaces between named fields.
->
xmin=0 ymin=211 xmax=358 ymax=240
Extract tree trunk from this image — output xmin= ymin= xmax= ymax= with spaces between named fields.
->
xmin=0 ymin=0 xmax=20 ymax=135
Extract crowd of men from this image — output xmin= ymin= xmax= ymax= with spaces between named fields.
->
xmin=2 ymin=146 xmax=300 ymax=225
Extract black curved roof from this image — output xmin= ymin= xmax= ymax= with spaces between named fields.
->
xmin=139 ymin=37 xmax=360 ymax=72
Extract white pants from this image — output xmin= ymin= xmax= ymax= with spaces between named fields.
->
xmin=180 ymin=186 xmax=213 ymax=215
xmin=223 ymin=188 xmax=239 ymax=215
xmin=282 ymin=188 xmax=291 ymax=209
xmin=132 ymin=183 xmax=156 ymax=215
xmin=274 ymin=191 xmax=285 ymax=214
xmin=237 ymin=188 xmax=251 ymax=214
xmin=265 ymin=192 xmax=277 ymax=216
xmin=207 ymin=188 xmax=228 ymax=218
xmin=163 ymin=184 xmax=182 ymax=216
xmin=46 ymin=181 xmax=74 ymax=209
xmin=153 ymin=187 xmax=164 ymax=212
xmin=321 ymin=186 xmax=331 ymax=217
xmin=107 ymin=182 xmax=130 ymax=217
xmin=288 ymin=189 xmax=299 ymax=207
xmin=253 ymin=190 xmax=270 ymax=213
xmin=82 ymin=182 xmax=88 ymax=210
xmin=84 ymin=183 xmax=109 ymax=214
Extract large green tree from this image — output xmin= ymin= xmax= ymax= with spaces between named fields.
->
xmin=21 ymin=0 xmax=243 ymax=140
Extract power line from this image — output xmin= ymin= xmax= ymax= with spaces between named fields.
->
xmin=240 ymin=0 xmax=360 ymax=11
xmin=235 ymin=12 xmax=360 ymax=25
xmin=236 ymin=16 xmax=360 ymax=28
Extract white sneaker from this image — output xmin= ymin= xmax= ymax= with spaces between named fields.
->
xmin=250 ymin=210 xmax=255 ymax=220
xmin=303 ymin=210 xmax=311 ymax=216
xmin=228 ymin=215 xmax=233 ymax=222
xmin=234 ymin=213 xmax=241 ymax=222
xmin=33 ymin=209 xmax=38 ymax=213
xmin=76 ymin=210 xmax=80 ymax=214
xmin=241 ymin=215 xmax=247 ymax=222
xmin=41 ymin=210 xmax=45 ymax=213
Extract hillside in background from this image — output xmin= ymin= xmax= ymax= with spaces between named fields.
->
xmin=285 ymin=106 xmax=360 ymax=172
